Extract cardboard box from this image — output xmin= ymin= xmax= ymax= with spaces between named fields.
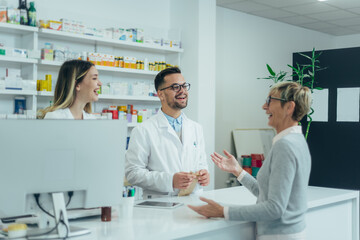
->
xmin=48 ymin=20 xmax=62 ymax=31
xmin=41 ymin=49 xmax=54 ymax=61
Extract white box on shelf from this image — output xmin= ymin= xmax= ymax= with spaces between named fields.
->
xmin=22 ymin=80 xmax=36 ymax=91
xmin=27 ymin=49 xmax=41 ymax=59
xmin=5 ymin=77 xmax=22 ymax=90
xmin=6 ymin=68 xmax=21 ymax=78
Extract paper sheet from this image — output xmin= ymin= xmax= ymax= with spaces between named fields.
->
xmin=336 ymin=88 xmax=360 ymax=122
xmin=311 ymin=89 xmax=329 ymax=122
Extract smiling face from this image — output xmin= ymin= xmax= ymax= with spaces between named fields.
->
xmin=75 ymin=66 xmax=102 ymax=104
xmin=157 ymin=73 xmax=188 ymax=116
xmin=262 ymin=92 xmax=292 ymax=133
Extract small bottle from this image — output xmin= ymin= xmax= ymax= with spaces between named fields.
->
xmin=114 ymin=57 xmax=120 ymax=67
xmin=18 ymin=0 xmax=28 ymax=25
xmin=28 ymin=1 xmax=36 ymax=27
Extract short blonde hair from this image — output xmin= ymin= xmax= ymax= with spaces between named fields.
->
xmin=269 ymin=82 xmax=312 ymax=121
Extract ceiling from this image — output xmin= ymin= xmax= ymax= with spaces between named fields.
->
xmin=216 ymin=0 xmax=360 ymax=36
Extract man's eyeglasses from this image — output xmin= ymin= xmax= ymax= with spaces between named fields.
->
xmin=159 ymin=83 xmax=191 ymax=92
xmin=265 ymin=96 xmax=287 ymax=106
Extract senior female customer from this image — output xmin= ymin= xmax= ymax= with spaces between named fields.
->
xmin=189 ymin=81 xmax=312 ymax=240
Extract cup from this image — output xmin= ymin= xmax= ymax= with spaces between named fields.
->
xmin=119 ymin=197 xmax=134 ymax=218
xmin=101 ymin=206 xmax=112 ymax=222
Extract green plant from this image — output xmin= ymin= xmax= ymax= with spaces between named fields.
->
xmin=259 ymin=48 xmax=326 ymax=140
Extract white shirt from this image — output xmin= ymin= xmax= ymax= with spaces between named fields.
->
xmin=44 ymin=108 xmax=96 ymax=119
xmin=224 ymin=125 xmax=305 ymax=240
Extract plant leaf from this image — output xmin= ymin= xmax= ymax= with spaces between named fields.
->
xmin=266 ymin=64 xmax=276 ymax=77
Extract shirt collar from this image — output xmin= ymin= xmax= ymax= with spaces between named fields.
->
xmin=163 ymin=112 xmax=183 ymax=125
xmin=272 ymin=126 xmax=302 ymax=145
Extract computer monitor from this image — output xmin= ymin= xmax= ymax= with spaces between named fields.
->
xmin=0 ymin=119 xmax=127 ymax=239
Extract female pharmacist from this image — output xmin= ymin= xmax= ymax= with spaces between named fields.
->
xmin=38 ymin=60 xmax=102 ymax=119
xmin=189 ymin=82 xmax=312 ymax=240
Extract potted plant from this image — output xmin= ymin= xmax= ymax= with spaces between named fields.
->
xmin=259 ymin=48 xmax=326 ymax=140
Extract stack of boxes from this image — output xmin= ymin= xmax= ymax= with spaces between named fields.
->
xmin=241 ymin=154 xmax=264 ymax=178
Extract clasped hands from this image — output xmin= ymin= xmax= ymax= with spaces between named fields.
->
xmin=188 ymin=150 xmax=243 ymax=218
xmin=173 ymin=169 xmax=210 ymax=189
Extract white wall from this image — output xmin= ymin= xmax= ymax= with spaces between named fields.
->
xmin=6 ymin=0 xmax=171 ymax=31
xmin=215 ymin=7 xmax=335 ymax=189
xmin=170 ymin=0 xmax=216 ymax=190
xmin=333 ymin=34 xmax=360 ymax=49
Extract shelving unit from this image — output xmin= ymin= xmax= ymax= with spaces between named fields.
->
xmin=0 ymin=56 xmax=38 ymax=64
xmin=0 ymin=23 xmax=182 ymax=124
xmin=39 ymin=28 xmax=184 ymax=54
xmin=0 ymin=89 xmax=36 ymax=96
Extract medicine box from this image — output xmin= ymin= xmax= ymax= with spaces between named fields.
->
xmin=14 ymin=96 xmax=26 ymax=114
xmin=48 ymin=20 xmax=62 ymax=31
xmin=0 ymin=6 xmax=6 ymax=22
xmin=41 ymin=49 xmax=54 ymax=61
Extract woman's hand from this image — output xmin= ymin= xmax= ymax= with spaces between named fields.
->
xmin=211 ymin=150 xmax=243 ymax=177
xmin=188 ymin=197 xmax=224 ymax=218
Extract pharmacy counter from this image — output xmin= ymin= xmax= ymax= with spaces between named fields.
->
xmin=71 ymin=186 xmax=359 ymax=240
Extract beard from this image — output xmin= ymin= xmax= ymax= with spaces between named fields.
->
xmin=165 ymin=94 xmax=188 ymax=110
xmin=173 ymin=100 xmax=187 ymax=109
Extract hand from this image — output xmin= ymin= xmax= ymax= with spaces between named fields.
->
xmin=211 ymin=150 xmax=243 ymax=177
xmin=173 ymin=172 xmax=196 ymax=189
xmin=188 ymin=197 xmax=224 ymax=218
xmin=197 ymin=169 xmax=210 ymax=186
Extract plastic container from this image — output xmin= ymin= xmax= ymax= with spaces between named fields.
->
xmin=241 ymin=155 xmax=251 ymax=167
xmin=252 ymin=167 xmax=260 ymax=178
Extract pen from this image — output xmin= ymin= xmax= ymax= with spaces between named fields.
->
xmin=123 ymin=187 xmax=127 ymax=197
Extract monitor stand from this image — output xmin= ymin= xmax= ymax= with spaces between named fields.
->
xmin=27 ymin=192 xmax=90 ymax=239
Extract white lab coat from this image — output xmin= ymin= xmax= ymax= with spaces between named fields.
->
xmin=125 ymin=109 xmax=208 ymax=198
xmin=44 ymin=108 xmax=96 ymax=119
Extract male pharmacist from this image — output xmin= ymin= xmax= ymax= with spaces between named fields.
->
xmin=125 ymin=67 xmax=209 ymax=199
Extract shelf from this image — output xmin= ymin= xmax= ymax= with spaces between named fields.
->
xmin=39 ymin=60 xmax=158 ymax=76
xmin=96 ymin=66 xmax=158 ymax=76
xmin=39 ymin=28 xmax=183 ymax=54
xmin=99 ymin=95 xmax=159 ymax=102
xmin=38 ymin=60 xmax=62 ymax=66
xmin=0 ymin=56 xmax=38 ymax=64
xmin=37 ymin=92 xmax=159 ymax=102
xmin=0 ymin=22 xmax=38 ymax=34
xmin=37 ymin=91 xmax=54 ymax=96
xmin=0 ymin=89 xmax=36 ymax=96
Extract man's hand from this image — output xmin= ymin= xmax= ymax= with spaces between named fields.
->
xmin=197 ymin=169 xmax=210 ymax=186
xmin=173 ymin=172 xmax=196 ymax=189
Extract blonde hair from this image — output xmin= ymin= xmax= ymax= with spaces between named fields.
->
xmin=270 ymin=82 xmax=312 ymax=121
xmin=37 ymin=60 xmax=95 ymax=119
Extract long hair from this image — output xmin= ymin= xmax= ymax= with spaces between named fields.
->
xmin=37 ymin=60 xmax=95 ymax=119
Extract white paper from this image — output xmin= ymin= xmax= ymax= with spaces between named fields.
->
xmin=336 ymin=88 xmax=360 ymax=122
xmin=311 ymin=89 xmax=328 ymax=122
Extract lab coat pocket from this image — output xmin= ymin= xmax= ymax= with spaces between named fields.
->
xmin=184 ymin=143 xmax=200 ymax=172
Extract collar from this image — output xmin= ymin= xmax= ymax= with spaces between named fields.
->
xmin=272 ymin=126 xmax=302 ymax=145
xmin=163 ymin=112 xmax=183 ymax=125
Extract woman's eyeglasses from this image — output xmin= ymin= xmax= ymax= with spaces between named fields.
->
xmin=159 ymin=83 xmax=191 ymax=92
xmin=265 ymin=96 xmax=287 ymax=106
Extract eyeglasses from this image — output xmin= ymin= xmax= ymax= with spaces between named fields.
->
xmin=159 ymin=83 xmax=191 ymax=92
xmin=265 ymin=96 xmax=287 ymax=106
